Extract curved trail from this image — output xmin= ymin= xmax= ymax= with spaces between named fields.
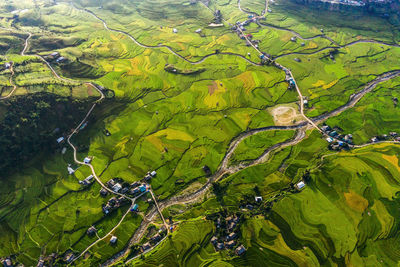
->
xmin=273 ymin=39 xmax=399 ymax=59
xmin=0 ymin=63 xmax=16 ymax=100
xmin=0 ymin=32 xmax=32 ymax=100
xmin=20 ymin=32 xmax=32 ymax=56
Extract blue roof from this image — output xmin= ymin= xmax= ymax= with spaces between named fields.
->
xmin=139 ymin=185 xmax=147 ymax=192
xmin=131 ymin=204 xmax=138 ymax=211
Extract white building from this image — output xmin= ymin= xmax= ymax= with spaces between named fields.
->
xmin=67 ymin=166 xmax=75 ymax=175
xmin=112 ymin=183 xmax=122 ymax=192
xmin=296 ymin=181 xmax=306 ymax=190
xmin=173 ymin=28 xmax=178 ymax=33
xmin=84 ymin=157 xmax=92 ymax=164
xmin=57 ymin=137 xmax=64 ymax=143
xmin=150 ymin=170 xmax=157 ymax=177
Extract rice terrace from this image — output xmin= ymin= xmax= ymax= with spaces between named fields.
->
xmin=1 ymin=0 xmax=400 ymax=266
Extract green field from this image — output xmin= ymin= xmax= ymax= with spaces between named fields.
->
xmin=0 ymin=0 xmax=400 ymax=265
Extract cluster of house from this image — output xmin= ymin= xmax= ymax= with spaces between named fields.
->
xmin=231 ymin=16 xmax=263 ymax=50
xmin=128 ymin=226 xmax=167 ymax=257
xmin=318 ymin=0 xmax=365 ymax=7
xmin=322 ymin=125 xmax=353 ymax=150
xmin=371 ymin=132 xmax=399 ymax=143
xmin=210 ymin=215 xmax=246 ymax=255
xmin=102 ymin=195 xmax=130 ymax=215
xmin=47 ymin=52 xmax=66 ymax=64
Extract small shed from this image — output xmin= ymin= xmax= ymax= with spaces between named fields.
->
xmin=110 ymin=235 xmax=118 ymax=244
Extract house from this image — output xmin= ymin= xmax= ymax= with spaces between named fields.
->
xmin=225 ymin=240 xmax=236 ymax=248
xmin=329 ymin=131 xmax=338 ymax=137
xmin=294 ymin=58 xmax=301 ymax=62
xmin=371 ymin=137 xmax=379 ymax=143
xmin=211 ymin=236 xmax=218 ymax=244
xmin=79 ymin=122 xmax=88 ymax=130
xmin=131 ymin=204 xmax=139 ymax=212
xmin=295 ymin=181 xmax=306 ymax=190
xmin=4 ymin=62 xmax=11 ymax=69
xmin=83 ymin=157 xmax=92 ymax=164
xmin=121 ymin=187 xmax=129 ymax=194
xmin=112 ymin=183 xmax=122 ymax=192
xmin=107 ymin=179 xmax=116 ymax=188
xmin=246 ymin=204 xmax=254 ymax=210
xmin=139 ymin=185 xmax=147 ymax=192
xmin=301 ymin=42 xmax=305 ymax=46
xmin=56 ymin=57 xmax=66 ymax=63
xmin=216 ymin=243 xmax=224 ymax=250
xmin=255 ymin=196 xmax=263 ymax=202
xmin=64 ymin=253 xmax=74 ymax=263
xmin=56 ymin=137 xmax=64 ymax=143
xmin=130 ymin=187 xmax=140 ymax=195
xmin=195 ymin=28 xmax=202 ymax=33
xmin=290 ymin=36 xmax=297 ymax=42
xmin=100 ymin=188 xmax=108 ymax=197
xmin=130 ymin=182 xmax=140 ymax=188
xmin=50 ymin=52 xmax=59 ymax=57
xmin=142 ymin=242 xmax=151 ymax=251
xmin=227 ymin=232 xmax=237 ymax=241
xmin=235 ymin=245 xmax=246 ymax=256
xmin=2 ymin=258 xmax=12 ymax=267
xmin=151 ymin=233 xmax=161 ymax=243
xmin=390 ymin=132 xmax=398 ymax=137
xmin=326 ymin=137 xmax=333 ymax=143
xmin=37 ymin=259 xmax=44 ymax=267
xmin=144 ymin=174 xmax=152 ymax=182
xmin=67 ymin=166 xmax=75 ymax=175
xmin=173 ymin=28 xmax=178 ymax=33
xmin=61 ymin=147 xmax=67 ymax=154
xmin=87 ymin=226 xmax=97 ymax=236
xmin=110 ymin=235 xmax=118 ymax=244
xmin=150 ymin=170 xmax=157 ymax=177
xmin=321 ymin=125 xmax=331 ymax=132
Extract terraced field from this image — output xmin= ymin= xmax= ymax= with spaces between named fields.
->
xmin=0 ymin=0 xmax=400 ymax=266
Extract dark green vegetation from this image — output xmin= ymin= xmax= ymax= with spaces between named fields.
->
xmin=0 ymin=0 xmax=400 ymax=266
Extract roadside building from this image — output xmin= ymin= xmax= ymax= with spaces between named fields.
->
xmin=83 ymin=157 xmax=92 ymax=164
xmin=142 ymin=242 xmax=151 ymax=251
xmin=112 ymin=183 xmax=122 ymax=192
xmin=56 ymin=137 xmax=65 ymax=143
xmin=211 ymin=236 xmax=218 ymax=245
xmin=87 ymin=226 xmax=97 ymax=236
xmin=151 ymin=233 xmax=161 ymax=243
xmin=131 ymin=204 xmax=139 ymax=212
xmin=326 ymin=137 xmax=334 ymax=143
